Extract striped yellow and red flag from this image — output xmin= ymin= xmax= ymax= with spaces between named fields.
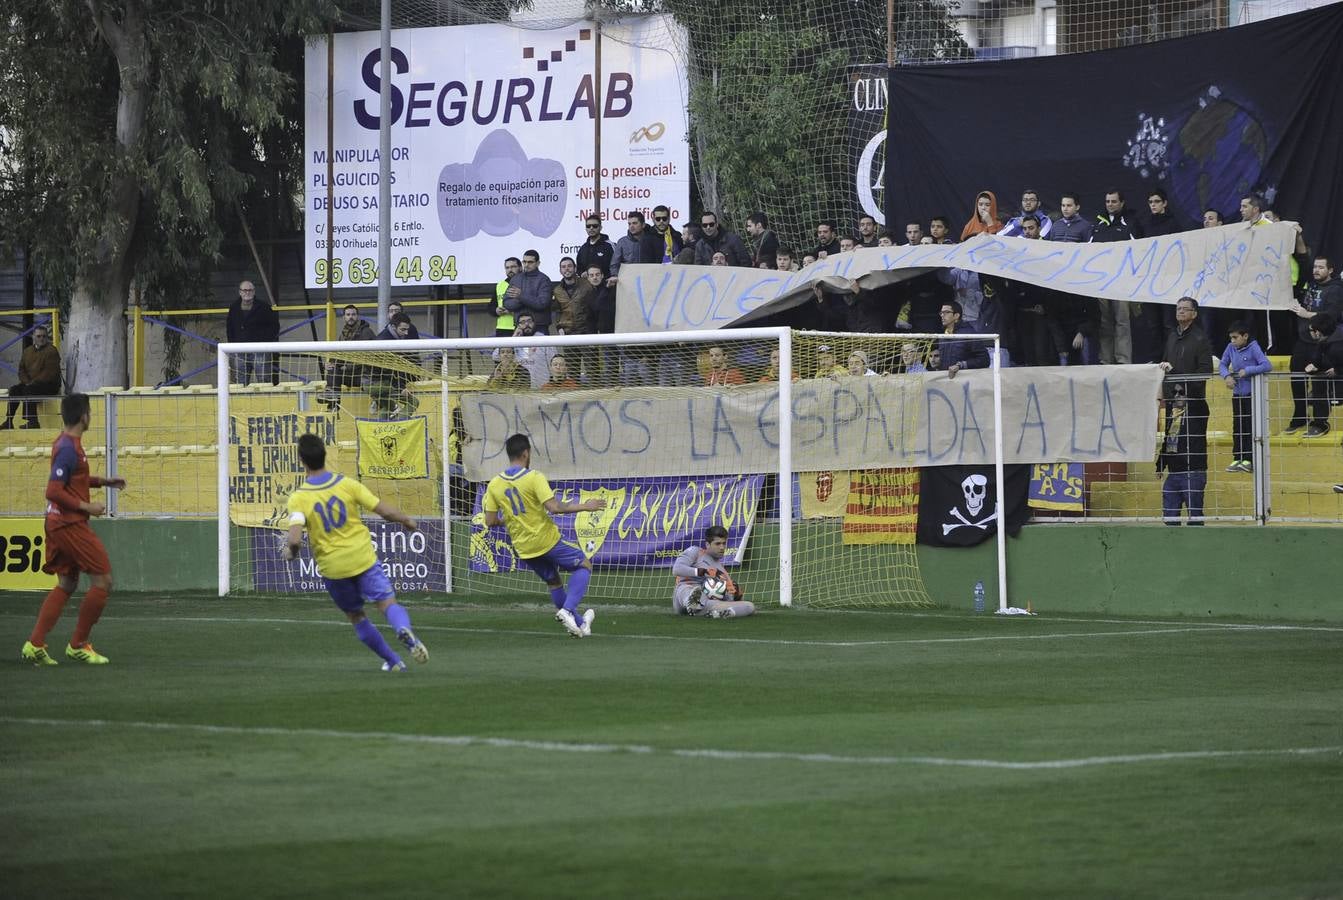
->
xmin=842 ymin=468 xmax=920 ymax=545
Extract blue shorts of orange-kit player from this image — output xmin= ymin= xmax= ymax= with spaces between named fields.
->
xmin=43 ymin=522 xmax=112 ymax=577
xmin=325 ymin=565 xmax=395 ymax=613
xmin=521 ymin=540 xmax=586 ymax=583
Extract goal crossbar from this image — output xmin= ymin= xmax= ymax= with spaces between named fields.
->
xmin=216 ymin=327 xmax=795 ymax=605
xmin=217 ymin=327 xmax=1007 ymax=611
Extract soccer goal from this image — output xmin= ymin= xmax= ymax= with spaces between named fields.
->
xmin=216 ymin=327 xmax=1007 ymax=611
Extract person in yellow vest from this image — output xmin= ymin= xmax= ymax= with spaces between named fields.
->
xmin=494 ymin=257 xmax=520 ymax=338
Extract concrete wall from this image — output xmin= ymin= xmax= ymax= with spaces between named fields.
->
xmin=918 ymin=524 xmax=1340 ymax=620
xmin=5 ymin=520 xmax=1336 ymax=623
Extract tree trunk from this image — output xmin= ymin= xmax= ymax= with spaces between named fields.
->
xmin=700 ymin=65 xmax=722 ymax=218
xmin=67 ymin=251 xmax=133 ymax=391
xmin=67 ymin=0 xmax=147 ymax=391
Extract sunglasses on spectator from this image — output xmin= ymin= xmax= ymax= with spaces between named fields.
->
xmin=654 ymin=215 xmax=668 ymax=222
xmin=701 ymin=221 xmax=717 ymax=228
xmin=585 ymin=222 xmax=600 ymax=229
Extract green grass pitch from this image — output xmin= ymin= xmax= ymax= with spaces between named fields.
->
xmin=2 ymin=594 xmax=1341 ymax=899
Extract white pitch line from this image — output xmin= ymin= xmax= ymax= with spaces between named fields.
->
xmin=2 ymin=716 xmax=1338 ymax=771
xmin=6 ymin=607 xmax=1339 ymax=635
xmin=820 ymin=608 xmax=1343 ymax=633
xmin=75 ymin=614 xmax=1252 ymax=648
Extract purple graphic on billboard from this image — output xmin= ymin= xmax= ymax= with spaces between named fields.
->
xmin=439 ymin=129 xmax=567 ymax=241
xmin=468 ymin=474 xmax=764 ymax=574
xmin=251 ymin=520 xmax=446 ymax=594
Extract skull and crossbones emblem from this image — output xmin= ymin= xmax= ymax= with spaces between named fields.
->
xmin=944 ymin=473 xmax=998 ymax=534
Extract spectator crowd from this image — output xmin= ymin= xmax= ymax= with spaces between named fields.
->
xmin=471 ymin=188 xmax=1342 ymax=502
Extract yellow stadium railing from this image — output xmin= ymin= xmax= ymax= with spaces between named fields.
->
xmin=0 ymin=307 xmax=63 ymax=350
xmin=129 ymin=297 xmax=491 ymax=387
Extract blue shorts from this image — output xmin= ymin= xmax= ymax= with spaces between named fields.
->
xmin=521 ymin=540 xmax=586 ymax=583
xmin=325 ymin=564 xmax=395 ymax=613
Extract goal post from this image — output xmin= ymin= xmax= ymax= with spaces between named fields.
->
xmin=217 ymin=326 xmax=1006 ymax=611
xmin=217 ymin=328 xmax=797 ymax=606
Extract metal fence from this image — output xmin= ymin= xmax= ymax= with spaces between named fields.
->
xmin=1 ymin=367 xmax=1338 ymax=523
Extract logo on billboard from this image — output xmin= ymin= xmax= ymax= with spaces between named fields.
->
xmin=1122 ymin=113 xmax=1169 ymax=181
xmin=857 ymin=129 xmax=886 ymax=226
xmin=630 ymin=122 xmax=666 ymax=144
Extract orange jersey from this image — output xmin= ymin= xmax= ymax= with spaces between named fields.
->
xmin=45 ymin=433 xmax=92 ymax=529
xmin=706 ymin=367 xmax=744 ymax=386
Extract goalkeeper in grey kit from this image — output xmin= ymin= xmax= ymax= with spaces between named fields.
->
xmin=671 ymin=525 xmax=756 ymax=618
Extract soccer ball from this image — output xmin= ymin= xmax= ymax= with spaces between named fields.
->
xmin=701 ymin=576 xmax=728 ymax=601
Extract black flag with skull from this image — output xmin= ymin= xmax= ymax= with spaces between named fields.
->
xmin=916 ymin=465 xmax=1030 ymax=547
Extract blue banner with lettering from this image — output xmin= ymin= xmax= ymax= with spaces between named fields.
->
xmin=1028 ymin=462 xmax=1085 ymax=512
xmin=469 ymin=474 xmax=763 ymax=573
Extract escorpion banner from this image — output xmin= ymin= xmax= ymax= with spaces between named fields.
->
xmin=304 ymin=17 xmax=690 ymax=288
xmin=468 ymin=475 xmax=762 ymax=573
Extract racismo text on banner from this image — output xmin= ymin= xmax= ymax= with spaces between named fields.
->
xmin=468 ymin=474 xmax=762 ymax=573
xmin=614 ymin=221 xmax=1299 ymax=334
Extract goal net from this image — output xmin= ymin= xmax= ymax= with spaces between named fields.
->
xmin=218 ymin=328 xmax=1002 ymax=610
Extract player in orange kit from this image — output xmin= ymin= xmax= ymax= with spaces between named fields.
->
xmin=20 ymin=393 xmax=126 ymax=666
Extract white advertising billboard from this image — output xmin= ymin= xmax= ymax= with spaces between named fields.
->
xmin=303 ymin=17 xmax=689 ymax=288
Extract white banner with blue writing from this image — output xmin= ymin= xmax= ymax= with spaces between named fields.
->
xmin=458 ymin=365 xmax=1165 ymax=481
xmin=615 ymin=221 xmax=1297 ymax=334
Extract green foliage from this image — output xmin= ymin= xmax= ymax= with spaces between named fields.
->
xmin=591 ymin=0 xmax=971 ymax=247
xmin=687 ymin=25 xmax=848 ymax=239
xmin=895 ymin=0 xmax=975 ymax=64
xmin=0 ymin=0 xmax=340 ymax=311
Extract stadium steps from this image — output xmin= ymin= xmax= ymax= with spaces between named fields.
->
xmin=1089 ymin=444 xmax=1343 ymax=519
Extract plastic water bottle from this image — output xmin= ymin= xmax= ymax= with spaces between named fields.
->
xmin=973 ymin=580 xmax=986 ymax=614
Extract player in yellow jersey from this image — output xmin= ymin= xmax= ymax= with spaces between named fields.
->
xmin=484 ymin=433 xmax=606 ymax=637
xmin=284 ymin=434 xmax=429 ymax=671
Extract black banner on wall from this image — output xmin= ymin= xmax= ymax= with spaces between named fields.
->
xmin=848 ymin=64 xmax=890 ymax=232
xmin=886 ymin=5 xmax=1343 ymax=256
xmin=917 ymin=465 xmax=1030 ymax=548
